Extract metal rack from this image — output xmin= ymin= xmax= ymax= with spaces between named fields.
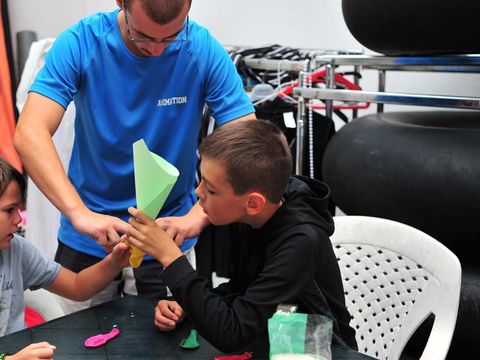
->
xmin=241 ymin=53 xmax=363 ymax=175
xmin=296 ymin=54 xmax=480 ymax=118
xmin=242 ymin=53 xmax=362 ymax=175
xmin=242 ymin=53 xmax=480 ymax=175
xmin=291 ymin=54 xmax=480 ymax=174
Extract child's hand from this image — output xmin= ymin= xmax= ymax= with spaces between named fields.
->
xmin=109 ymin=241 xmax=131 ymax=268
xmin=7 ymin=342 xmax=56 ymax=360
xmin=127 ymin=207 xmax=182 ymax=267
xmin=154 ymin=300 xmax=185 ymax=331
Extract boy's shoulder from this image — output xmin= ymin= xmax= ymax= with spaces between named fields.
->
xmin=9 ymin=234 xmax=43 ymax=260
xmin=8 ymin=235 xmax=61 ymax=289
xmin=278 ymin=176 xmax=333 ymax=233
xmin=0 ymin=235 xmax=26 ymax=269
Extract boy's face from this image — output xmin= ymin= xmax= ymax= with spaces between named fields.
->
xmin=0 ymin=181 xmax=23 ymax=250
xmin=195 ymin=157 xmax=248 ymax=226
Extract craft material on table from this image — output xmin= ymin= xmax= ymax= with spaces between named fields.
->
xmin=214 ymin=352 xmax=253 ymax=360
xmin=84 ymin=327 xmax=120 ymax=348
xmin=179 ymin=328 xmax=200 ymax=349
xmin=129 ymin=139 xmax=179 ymax=268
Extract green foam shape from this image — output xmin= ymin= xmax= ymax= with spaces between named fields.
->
xmin=180 ymin=329 xmax=199 ymax=350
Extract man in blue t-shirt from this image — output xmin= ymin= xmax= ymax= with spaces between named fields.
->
xmin=14 ymin=0 xmax=255 ymax=312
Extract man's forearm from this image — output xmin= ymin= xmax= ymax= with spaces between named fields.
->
xmin=14 ymin=94 xmax=87 ymax=219
xmin=17 ymin=134 xmax=86 ymax=218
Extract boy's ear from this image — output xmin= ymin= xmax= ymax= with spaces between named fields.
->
xmin=245 ymin=192 xmax=266 ymax=216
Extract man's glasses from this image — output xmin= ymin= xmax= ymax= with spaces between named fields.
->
xmin=124 ymin=10 xmax=189 ymax=44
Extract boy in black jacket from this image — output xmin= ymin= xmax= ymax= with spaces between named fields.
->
xmin=126 ymin=119 xmax=357 ymax=353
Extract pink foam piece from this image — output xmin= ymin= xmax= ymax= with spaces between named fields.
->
xmin=84 ymin=328 xmax=120 ymax=348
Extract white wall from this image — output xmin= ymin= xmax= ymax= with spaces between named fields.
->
xmin=191 ymin=0 xmax=361 ymax=51
xmin=8 ymin=0 xmax=361 ymax=50
xmin=8 ymin=0 xmax=480 ymax=115
xmin=8 ymin=0 xmax=115 ymax=39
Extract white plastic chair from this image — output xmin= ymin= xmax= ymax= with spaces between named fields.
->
xmin=24 ymin=288 xmax=65 ymax=322
xmin=330 ymin=216 xmax=461 ymax=360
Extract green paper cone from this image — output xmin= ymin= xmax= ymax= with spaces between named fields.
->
xmin=129 ymin=139 xmax=179 ymax=268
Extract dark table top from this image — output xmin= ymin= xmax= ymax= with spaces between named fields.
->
xmin=0 ymin=296 xmax=375 ymax=359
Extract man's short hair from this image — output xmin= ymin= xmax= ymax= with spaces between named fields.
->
xmin=125 ymin=0 xmax=191 ymax=24
xmin=0 ymin=157 xmax=26 ymax=201
xmin=198 ymin=120 xmax=293 ymax=203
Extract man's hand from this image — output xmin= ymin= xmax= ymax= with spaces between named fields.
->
xmin=6 ymin=342 xmax=56 ymax=360
xmin=155 ymin=202 xmax=209 ymax=246
xmin=154 ymin=300 xmax=185 ymax=331
xmin=70 ymin=208 xmax=129 ymax=246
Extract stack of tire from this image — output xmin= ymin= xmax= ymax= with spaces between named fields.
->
xmin=323 ymin=1 xmax=480 ymax=358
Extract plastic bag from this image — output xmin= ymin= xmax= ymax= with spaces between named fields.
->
xmin=268 ymin=305 xmax=332 ymax=360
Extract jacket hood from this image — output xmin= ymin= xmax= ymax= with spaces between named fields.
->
xmin=258 ymin=176 xmax=334 ymax=240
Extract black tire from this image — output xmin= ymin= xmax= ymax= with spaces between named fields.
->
xmin=322 ymin=110 xmax=480 ymax=265
xmin=322 ymin=110 xmax=480 ymax=358
xmin=342 ymin=0 xmax=480 ymax=55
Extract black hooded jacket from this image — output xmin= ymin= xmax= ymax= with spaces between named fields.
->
xmin=161 ymin=176 xmax=357 ymax=353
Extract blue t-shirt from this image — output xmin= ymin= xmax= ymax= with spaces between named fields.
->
xmin=30 ymin=10 xmax=254 ymax=258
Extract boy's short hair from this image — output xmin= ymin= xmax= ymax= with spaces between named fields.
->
xmin=198 ymin=119 xmax=292 ymax=203
xmin=0 ymin=157 xmax=26 ymax=202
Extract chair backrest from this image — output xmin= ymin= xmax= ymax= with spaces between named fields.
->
xmin=330 ymin=216 xmax=461 ymax=360
xmin=24 ymin=288 xmax=65 ymax=325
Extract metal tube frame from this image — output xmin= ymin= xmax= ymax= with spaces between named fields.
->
xmin=244 ymin=54 xmax=480 ymax=175
xmin=297 ymin=54 xmax=480 ymax=111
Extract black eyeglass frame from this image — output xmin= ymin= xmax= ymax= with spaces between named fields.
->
xmin=124 ymin=7 xmax=189 ymax=44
